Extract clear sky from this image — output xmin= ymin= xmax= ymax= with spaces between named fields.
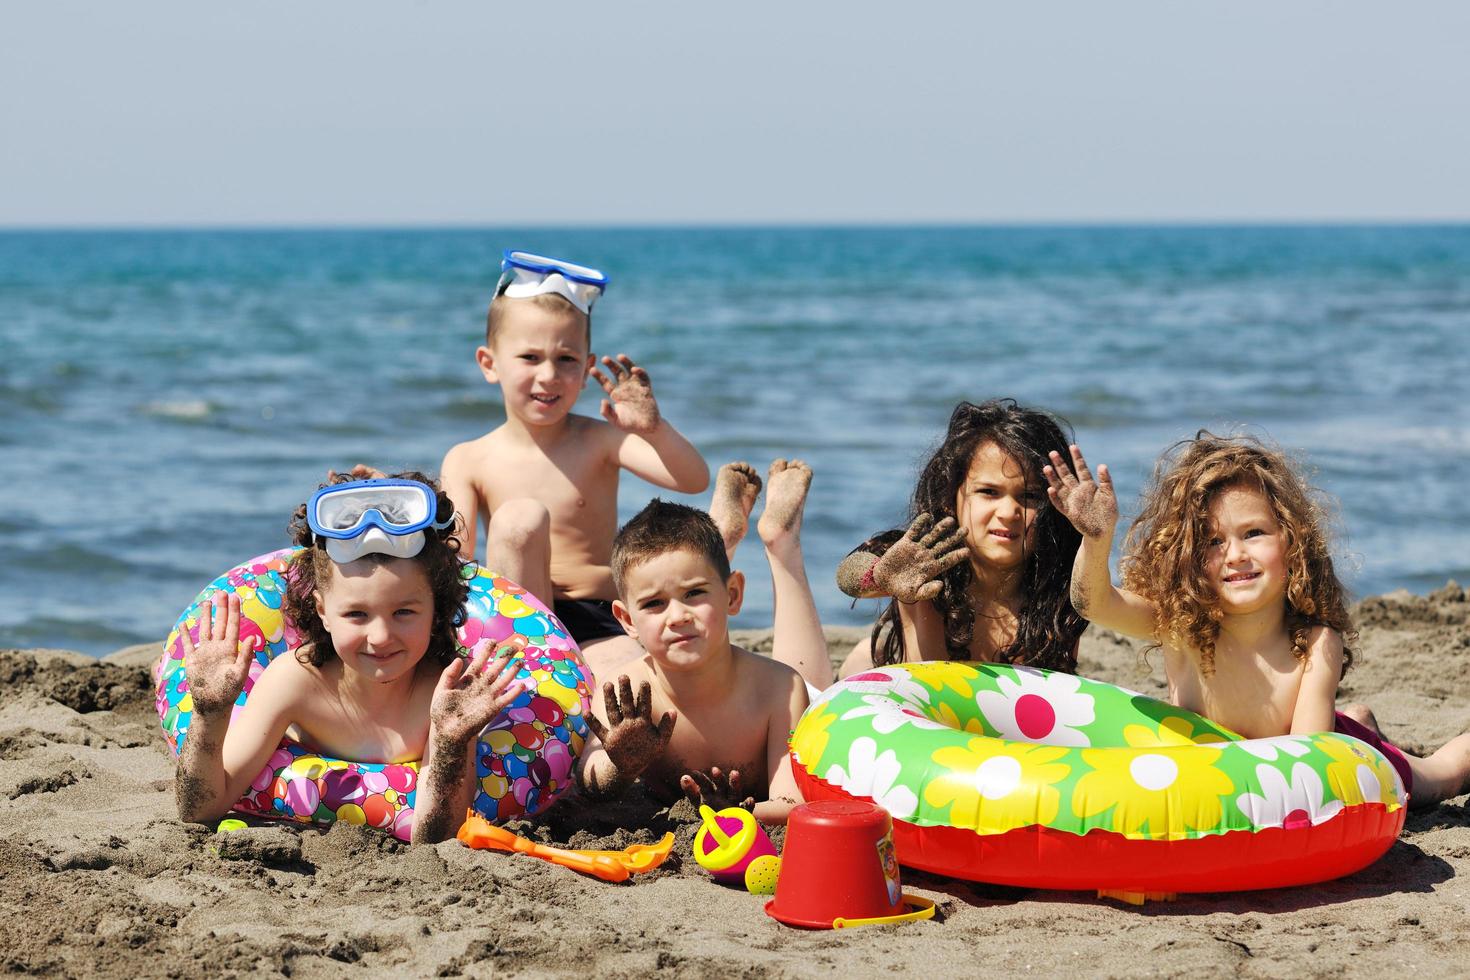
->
xmin=3 ymin=1 xmax=1467 ymax=226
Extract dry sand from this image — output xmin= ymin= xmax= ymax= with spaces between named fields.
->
xmin=2 ymin=587 xmax=1467 ymax=979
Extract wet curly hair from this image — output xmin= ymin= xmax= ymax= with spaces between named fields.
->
xmin=282 ymin=470 xmax=469 ymax=668
xmin=1119 ymin=432 xmax=1355 ymax=677
xmin=870 ymin=399 xmax=1086 ymax=671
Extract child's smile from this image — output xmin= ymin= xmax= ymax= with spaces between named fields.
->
xmin=1205 ymin=483 xmax=1288 ymax=615
xmin=313 ymin=558 xmax=435 ymax=684
xmin=478 ymin=303 xmax=593 ymax=427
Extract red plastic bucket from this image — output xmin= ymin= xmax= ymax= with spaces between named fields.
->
xmin=765 ymin=800 xmax=906 ymax=929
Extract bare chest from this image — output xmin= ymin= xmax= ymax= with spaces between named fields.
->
xmin=483 ymin=445 xmax=617 ymax=525
xmin=1172 ymin=650 xmax=1303 ymax=740
xmin=961 ymin=611 xmax=1020 ymax=663
xmin=288 ymin=673 xmax=436 ymax=765
xmin=645 ymin=695 xmax=772 ymax=792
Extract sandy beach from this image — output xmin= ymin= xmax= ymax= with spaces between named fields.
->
xmin=2 ymin=586 xmax=1467 ymax=979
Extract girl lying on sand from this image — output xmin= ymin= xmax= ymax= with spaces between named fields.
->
xmin=1046 ymin=433 xmax=1470 ymax=808
xmin=835 ymin=399 xmax=1087 ymax=678
xmin=174 ymin=472 xmax=527 ymax=843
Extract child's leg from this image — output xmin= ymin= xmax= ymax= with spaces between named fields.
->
xmin=1337 ymin=702 xmax=1383 ymax=736
xmin=483 ymin=498 xmax=554 ymax=609
xmin=1405 ymin=732 xmax=1470 ymax=809
xmin=757 ymin=459 xmax=833 ymax=692
xmin=709 ymin=462 xmax=763 ymax=563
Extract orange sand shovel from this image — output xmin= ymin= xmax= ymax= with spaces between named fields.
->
xmin=457 ymin=812 xmax=674 ymax=883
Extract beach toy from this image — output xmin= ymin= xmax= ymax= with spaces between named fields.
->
xmin=216 ymin=818 xmax=248 ymax=834
xmin=458 ymin=812 xmax=674 ymax=883
xmin=790 ymin=663 xmax=1408 ymax=893
xmin=692 ymin=804 xmax=778 ymax=887
xmin=155 ymin=549 xmax=594 ymax=840
xmin=764 ymin=800 xmax=936 ymax=930
xmin=743 ymin=853 xmax=782 ymax=895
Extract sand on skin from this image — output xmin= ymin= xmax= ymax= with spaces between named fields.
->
xmin=1 ymin=586 xmax=1467 ymax=978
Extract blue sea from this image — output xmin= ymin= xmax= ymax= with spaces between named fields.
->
xmin=3 ymin=226 xmax=1468 ymax=658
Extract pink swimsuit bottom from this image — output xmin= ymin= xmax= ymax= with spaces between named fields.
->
xmin=1334 ymin=711 xmax=1413 ymax=796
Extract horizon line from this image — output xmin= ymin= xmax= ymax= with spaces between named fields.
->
xmin=3 ymin=218 xmax=1470 ymax=233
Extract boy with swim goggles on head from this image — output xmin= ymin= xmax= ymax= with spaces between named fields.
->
xmin=174 ymin=474 xmax=529 ymax=844
xmin=439 ymin=251 xmax=710 ymax=683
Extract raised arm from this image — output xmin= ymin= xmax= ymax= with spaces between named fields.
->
xmin=1043 ymin=445 xmax=1157 ymax=639
xmin=413 ymin=644 xmax=532 ymax=844
xmin=575 ymin=676 xmax=677 ymax=798
xmin=439 ymin=443 xmax=481 ymax=561
xmin=175 ymin=594 xmax=290 ymax=824
xmin=835 ymin=516 xmax=967 ymax=602
xmin=1290 ymin=627 xmax=1345 ymax=735
xmin=592 ymin=354 xmax=710 ymax=493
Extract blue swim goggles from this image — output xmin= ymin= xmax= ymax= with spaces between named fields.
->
xmin=496 ymin=250 xmax=608 ymax=315
xmin=307 ymin=479 xmax=454 ymax=564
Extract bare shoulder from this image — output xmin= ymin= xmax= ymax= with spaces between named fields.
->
xmin=1302 ymin=625 xmax=1345 ymax=669
xmin=733 ymin=645 xmax=803 ymax=695
xmin=248 ymin=648 xmax=321 ymax=710
xmin=441 ymin=430 xmax=502 ymax=484
xmin=565 ymin=413 xmax=622 ymax=461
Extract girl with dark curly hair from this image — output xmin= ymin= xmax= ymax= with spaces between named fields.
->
xmin=836 ymin=399 xmax=1087 ymax=678
xmin=174 ymin=471 xmax=529 ymax=843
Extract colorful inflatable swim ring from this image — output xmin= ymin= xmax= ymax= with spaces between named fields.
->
xmin=155 ymin=548 xmax=594 ymax=840
xmin=790 ymin=663 xmax=1406 ymax=892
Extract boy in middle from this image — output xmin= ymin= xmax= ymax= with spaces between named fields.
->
xmin=575 ymin=459 xmax=824 ymax=823
xmin=440 ymin=252 xmax=710 ymax=679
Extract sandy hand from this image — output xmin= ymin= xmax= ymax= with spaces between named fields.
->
xmin=709 ymin=462 xmax=763 ymax=559
xmin=1044 ymin=445 xmax=1118 ymax=539
xmin=756 ymin=458 xmax=813 ymax=545
xmin=680 ymin=766 xmax=755 ymax=812
xmin=430 ymin=643 xmax=531 ymax=747
xmin=179 ymin=593 xmax=257 ymax=718
xmin=869 ymin=512 xmax=969 ymax=603
xmin=591 ymin=354 xmax=661 ymax=435
xmin=586 ymin=676 xmax=676 ymax=785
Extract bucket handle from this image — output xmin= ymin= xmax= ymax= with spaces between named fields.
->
xmin=832 ymin=895 xmax=937 ymax=929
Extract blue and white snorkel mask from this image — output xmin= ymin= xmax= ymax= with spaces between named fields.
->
xmin=495 ymin=250 xmax=608 ymax=315
xmin=306 ymin=479 xmax=455 ymax=564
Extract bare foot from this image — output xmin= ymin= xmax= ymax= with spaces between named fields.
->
xmin=709 ymin=462 xmax=763 ymax=561
xmin=757 ymin=458 xmax=812 ymax=546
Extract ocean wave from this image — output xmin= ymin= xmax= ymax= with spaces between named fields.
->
xmin=138 ymin=399 xmax=214 ymax=422
xmin=6 ymin=226 xmax=1470 ymax=655
xmin=0 ymin=614 xmax=147 ymax=651
xmin=0 ymin=384 xmax=63 ymax=413
xmin=438 ymin=396 xmax=506 ymax=421
xmin=11 ymin=542 xmax=136 ymax=577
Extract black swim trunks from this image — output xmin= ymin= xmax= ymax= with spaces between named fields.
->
xmin=552 ymin=598 xmax=626 ymax=645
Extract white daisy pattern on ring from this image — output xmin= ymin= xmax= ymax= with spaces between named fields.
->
xmin=839 ymin=693 xmax=949 ymax=735
xmin=824 ymin=736 xmax=919 ymax=819
xmin=1235 ymin=735 xmax=1314 ymax=762
xmin=840 ymin=669 xmax=933 ymax=707
xmin=1235 ymin=762 xmax=1344 ymax=829
xmin=835 ymin=669 xmax=943 ymax=735
xmin=1356 ymin=758 xmax=1403 ymax=805
xmin=975 ymin=667 xmax=1095 ymax=747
